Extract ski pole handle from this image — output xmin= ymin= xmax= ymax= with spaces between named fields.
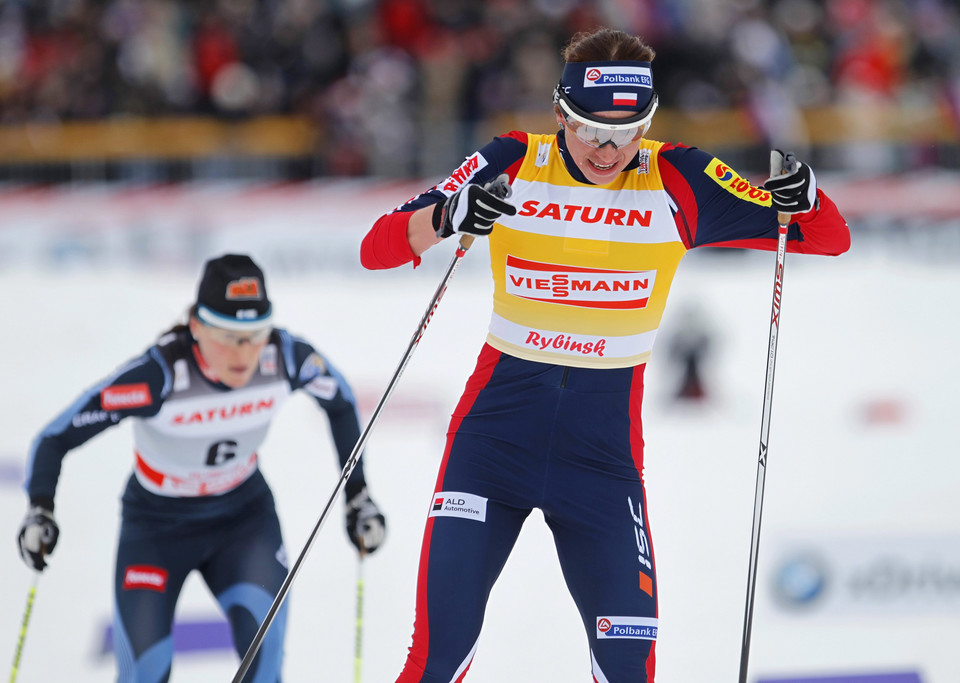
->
xmin=769 ymin=149 xmax=794 ymax=228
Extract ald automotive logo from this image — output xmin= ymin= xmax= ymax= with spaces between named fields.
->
xmin=428 ymin=492 xmax=487 ymax=522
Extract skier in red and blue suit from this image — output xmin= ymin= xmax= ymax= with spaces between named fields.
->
xmin=361 ymin=27 xmax=849 ymax=683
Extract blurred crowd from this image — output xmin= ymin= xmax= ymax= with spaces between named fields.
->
xmin=0 ymin=0 xmax=958 ymax=176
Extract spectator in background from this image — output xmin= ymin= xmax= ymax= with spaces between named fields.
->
xmin=665 ymin=304 xmax=715 ymax=403
xmin=0 ymin=0 xmax=958 ymax=176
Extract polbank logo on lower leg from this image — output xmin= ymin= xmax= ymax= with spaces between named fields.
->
xmin=596 ymin=616 xmax=658 ymax=640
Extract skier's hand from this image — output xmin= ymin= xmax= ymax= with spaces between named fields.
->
xmin=763 ymin=150 xmax=818 ymax=214
xmin=345 ymin=488 xmax=386 ymax=555
xmin=433 ymin=173 xmax=517 ymax=239
xmin=18 ymin=504 xmax=59 ymax=572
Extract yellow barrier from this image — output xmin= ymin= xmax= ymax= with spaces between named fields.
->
xmin=0 ymin=104 xmax=954 ymax=162
xmin=0 ymin=116 xmax=318 ymax=161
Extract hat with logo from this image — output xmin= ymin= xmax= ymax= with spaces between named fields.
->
xmin=195 ymin=254 xmax=273 ymax=331
xmin=554 ymin=60 xmax=659 ymax=139
xmin=557 ymin=60 xmax=656 ymax=114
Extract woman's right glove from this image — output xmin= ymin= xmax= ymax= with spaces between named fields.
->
xmin=17 ymin=504 xmax=59 ymax=572
xmin=433 ymin=173 xmax=517 ymax=238
xmin=763 ymin=149 xmax=818 ymax=214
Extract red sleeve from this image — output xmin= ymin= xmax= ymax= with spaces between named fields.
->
xmin=790 ymin=191 xmax=851 ymax=256
xmin=360 ymin=131 xmax=529 ymax=270
xmin=360 ymin=211 xmax=422 ymax=270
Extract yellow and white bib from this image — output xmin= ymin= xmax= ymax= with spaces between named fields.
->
xmin=486 ymin=134 xmax=686 ymax=369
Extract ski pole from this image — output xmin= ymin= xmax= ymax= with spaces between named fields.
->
xmin=354 ymin=552 xmax=365 ymax=683
xmin=9 ymin=575 xmax=38 ymax=683
xmin=738 ymin=151 xmax=793 ymax=683
xmin=232 ymin=233 xmax=478 ymax=682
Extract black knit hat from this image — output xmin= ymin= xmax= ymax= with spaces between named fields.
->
xmin=195 ymin=254 xmax=273 ymax=330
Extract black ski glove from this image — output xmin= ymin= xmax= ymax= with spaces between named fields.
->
xmin=763 ymin=149 xmax=818 ymax=214
xmin=18 ymin=504 xmax=59 ymax=572
xmin=433 ymin=173 xmax=517 ymax=239
xmin=345 ymin=487 xmax=386 ymax=554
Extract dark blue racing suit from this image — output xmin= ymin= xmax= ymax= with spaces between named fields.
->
xmin=25 ymin=327 xmax=369 ymax=682
xmin=362 ymin=129 xmax=849 ymax=683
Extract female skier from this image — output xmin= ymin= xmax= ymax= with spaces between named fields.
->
xmin=361 ymin=27 xmax=849 ymax=683
xmin=18 ymin=253 xmax=387 ymax=681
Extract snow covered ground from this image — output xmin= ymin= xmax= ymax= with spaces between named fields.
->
xmin=1 ymin=184 xmax=957 ymax=682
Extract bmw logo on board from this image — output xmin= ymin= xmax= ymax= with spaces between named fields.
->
xmin=773 ymin=554 xmax=829 ymax=609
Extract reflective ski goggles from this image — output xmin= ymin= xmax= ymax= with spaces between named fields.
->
xmin=201 ymin=322 xmax=271 ymax=347
xmin=554 ymin=85 xmax=658 ymax=149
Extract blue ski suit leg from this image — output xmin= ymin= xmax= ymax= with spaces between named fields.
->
xmin=113 ymin=476 xmax=288 ymax=683
xmin=397 ymin=345 xmax=658 ymax=683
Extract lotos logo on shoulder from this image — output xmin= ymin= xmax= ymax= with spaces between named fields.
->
xmin=705 ymin=158 xmax=772 ymax=207
xmin=441 ymin=153 xmax=489 ymax=194
xmin=583 ymin=66 xmax=652 ymax=88
xmin=596 ymin=616 xmax=658 ymax=640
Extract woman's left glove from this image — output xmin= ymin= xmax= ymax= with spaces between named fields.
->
xmin=18 ymin=504 xmax=59 ymax=572
xmin=345 ymin=488 xmax=386 ymax=554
